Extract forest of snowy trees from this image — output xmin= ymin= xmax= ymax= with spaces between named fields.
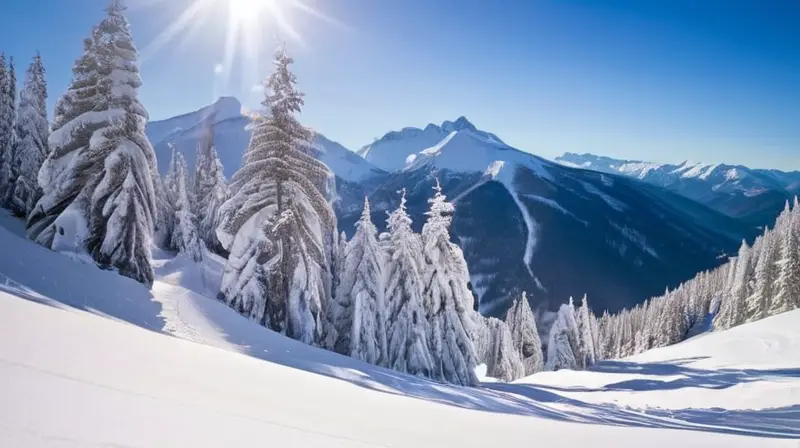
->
xmin=1 ymin=0 xmax=799 ymax=387
xmin=594 ymin=201 xmax=800 ymax=360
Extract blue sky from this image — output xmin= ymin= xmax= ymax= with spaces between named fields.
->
xmin=1 ymin=0 xmax=798 ymax=169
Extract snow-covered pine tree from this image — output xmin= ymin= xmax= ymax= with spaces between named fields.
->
xmin=384 ymin=190 xmax=434 ymax=378
xmin=575 ymin=294 xmax=598 ymax=369
xmin=747 ymin=228 xmax=778 ymax=322
xmin=10 ymin=53 xmax=49 ymax=217
xmin=546 ymin=299 xmax=580 ymax=371
xmin=27 ymin=0 xmax=158 ymax=285
xmin=193 ymin=118 xmax=229 ymax=254
xmin=169 ymin=150 xmax=202 ymax=261
xmin=216 ymin=46 xmax=336 ymax=345
xmin=152 ymin=168 xmax=175 ymax=250
xmin=718 ymin=240 xmax=752 ymax=329
xmin=332 ymin=198 xmax=387 ymax=365
xmin=505 ymin=291 xmax=544 ymax=375
xmin=479 ymin=316 xmax=524 ymax=382
xmin=421 ymin=181 xmax=479 ymax=386
xmin=0 ymin=54 xmax=17 ymax=205
xmin=770 ymin=207 xmax=800 ymax=316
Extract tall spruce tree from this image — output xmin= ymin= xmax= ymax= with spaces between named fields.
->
xmin=217 ymin=46 xmax=336 ymax=345
xmin=0 ymin=54 xmax=17 ymax=204
xmin=332 ymin=198 xmax=387 ymax=365
xmin=771 ymin=208 xmax=800 ymax=316
xmin=169 ymin=150 xmax=203 ymax=261
xmin=421 ymin=182 xmax=479 ymax=386
xmin=193 ymin=118 xmax=229 ymax=254
xmin=385 ymin=190 xmax=434 ymax=378
xmin=11 ymin=53 xmax=49 ymax=217
xmin=27 ymin=0 xmax=158 ymax=285
xmin=546 ymin=299 xmax=581 ymax=371
xmin=506 ymin=292 xmax=544 ymax=375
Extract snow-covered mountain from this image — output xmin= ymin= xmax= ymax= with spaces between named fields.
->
xmin=145 ymin=97 xmax=385 ymax=183
xmin=556 ymin=152 xmax=800 ymax=226
xmin=340 ymin=121 xmax=755 ymax=318
xmin=145 ymin=99 xmax=754 ymax=319
xmin=0 ymin=210 xmax=797 ymax=446
xmin=357 ymin=116 xmax=507 ymax=172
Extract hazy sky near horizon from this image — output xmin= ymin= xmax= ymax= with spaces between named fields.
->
xmin=1 ymin=0 xmax=798 ymax=170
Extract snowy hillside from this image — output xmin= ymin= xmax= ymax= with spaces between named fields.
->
xmin=0 ymin=211 xmax=797 ymax=446
xmin=145 ymin=97 xmax=384 ymax=182
xmin=556 ymin=152 xmax=800 ymax=226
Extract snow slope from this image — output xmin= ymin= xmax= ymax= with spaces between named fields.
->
xmin=0 ymin=210 xmax=798 ymax=446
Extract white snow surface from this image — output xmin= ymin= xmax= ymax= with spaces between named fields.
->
xmin=0 ymin=210 xmax=798 ymax=446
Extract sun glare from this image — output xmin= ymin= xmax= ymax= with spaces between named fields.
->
xmin=138 ymin=0 xmax=342 ymax=98
xmin=228 ymin=0 xmax=273 ymax=22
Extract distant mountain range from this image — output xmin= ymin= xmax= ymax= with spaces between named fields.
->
xmin=556 ymin=152 xmax=800 ymax=227
xmin=145 ymin=98 xmax=754 ymax=322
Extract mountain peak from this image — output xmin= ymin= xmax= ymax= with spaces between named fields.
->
xmin=441 ymin=116 xmax=476 ymax=132
xmin=209 ymin=96 xmax=243 ymax=122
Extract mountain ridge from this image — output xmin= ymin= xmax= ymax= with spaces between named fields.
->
xmin=556 ymin=152 xmax=800 ymax=226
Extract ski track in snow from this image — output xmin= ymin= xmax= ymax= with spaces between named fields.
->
xmin=0 ymin=210 xmax=799 ymax=446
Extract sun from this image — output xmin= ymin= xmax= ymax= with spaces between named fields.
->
xmin=138 ymin=0 xmax=342 ymax=96
xmin=228 ymin=0 xmax=274 ymax=22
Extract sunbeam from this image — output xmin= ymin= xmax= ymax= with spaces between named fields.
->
xmin=137 ymin=0 xmax=340 ymax=95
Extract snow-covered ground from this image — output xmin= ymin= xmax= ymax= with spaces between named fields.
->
xmin=0 ymin=210 xmax=798 ymax=447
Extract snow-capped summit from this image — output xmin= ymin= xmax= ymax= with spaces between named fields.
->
xmin=357 ymin=117 xmax=507 ymax=172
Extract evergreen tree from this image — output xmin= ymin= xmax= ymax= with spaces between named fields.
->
xmin=0 ymin=54 xmax=17 ymax=204
xmin=546 ymin=299 xmax=580 ymax=371
xmin=747 ymin=228 xmax=778 ymax=321
xmin=385 ymin=190 xmax=433 ymax=378
xmin=771 ymin=211 xmax=800 ymax=315
xmin=11 ymin=53 xmax=49 ymax=217
xmin=169 ymin=150 xmax=202 ymax=261
xmin=193 ymin=118 xmax=229 ymax=254
xmin=479 ymin=316 xmax=524 ymax=382
xmin=152 ymin=168 xmax=175 ymax=250
xmin=505 ymin=292 xmax=544 ymax=375
xmin=421 ymin=181 xmax=479 ymax=386
xmin=28 ymin=1 xmax=158 ymax=285
xmin=575 ymin=294 xmax=598 ymax=368
xmin=216 ymin=46 xmax=336 ymax=345
xmin=332 ymin=198 xmax=387 ymax=365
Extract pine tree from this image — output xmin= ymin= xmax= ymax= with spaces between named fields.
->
xmin=747 ymin=228 xmax=778 ymax=321
xmin=575 ymin=294 xmax=598 ymax=368
xmin=505 ymin=292 xmax=544 ymax=375
xmin=385 ymin=190 xmax=434 ymax=378
xmin=771 ymin=211 xmax=800 ymax=316
xmin=0 ymin=54 xmax=17 ymax=205
xmin=216 ymin=46 xmax=336 ymax=345
xmin=27 ymin=0 xmax=158 ymax=285
xmin=332 ymin=198 xmax=387 ymax=365
xmin=10 ymin=53 xmax=49 ymax=217
xmin=546 ymin=299 xmax=580 ymax=371
xmin=193 ymin=118 xmax=229 ymax=254
xmin=169 ymin=150 xmax=202 ymax=261
xmin=421 ymin=181 xmax=479 ymax=386
xmin=152 ymin=168 xmax=175 ymax=250
xmin=478 ymin=316 xmax=524 ymax=382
